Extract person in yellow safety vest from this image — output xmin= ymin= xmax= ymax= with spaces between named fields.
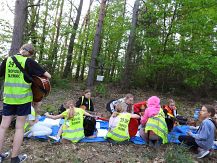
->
xmin=140 ymin=96 xmax=168 ymax=146
xmin=106 ymin=102 xmax=140 ymax=143
xmin=76 ymin=89 xmax=94 ymax=111
xmin=0 ymin=43 xmax=51 ymax=163
xmin=24 ymin=106 xmax=36 ymax=132
xmin=45 ymin=99 xmax=95 ymax=143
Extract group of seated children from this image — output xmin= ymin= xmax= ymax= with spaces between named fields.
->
xmin=25 ymin=90 xmax=216 ymax=159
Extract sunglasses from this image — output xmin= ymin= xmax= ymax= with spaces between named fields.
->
xmin=23 ymin=47 xmax=32 ymax=55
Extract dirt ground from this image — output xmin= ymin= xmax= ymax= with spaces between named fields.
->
xmin=1 ymin=83 xmax=217 ymax=163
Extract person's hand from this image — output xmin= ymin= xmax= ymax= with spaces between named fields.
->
xmin=92 ymin=115 xmax=99 ymax=119
xmin=34 ymin=119 xmax=39 ymax=123
xmin=44 ymin=112 xmax=50 ymax=116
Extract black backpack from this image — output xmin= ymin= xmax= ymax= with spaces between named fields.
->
xmin=83 ymin=116 xmax=96 ymax=137
xmin=176 ymin=115 xmax=188 ymax=125
xmin=58 ymin=104 xmax=66 ymax=114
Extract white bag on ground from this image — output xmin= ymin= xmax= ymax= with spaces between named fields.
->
xmin=31 ymin=122 xmax=52 ymax=136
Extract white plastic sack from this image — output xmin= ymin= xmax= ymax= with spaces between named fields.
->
xmin=31 ymin=122 xmax=52 ymax=136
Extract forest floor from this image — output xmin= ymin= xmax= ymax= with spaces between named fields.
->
xmin=1 ymin=82 xmax=217 ymax=163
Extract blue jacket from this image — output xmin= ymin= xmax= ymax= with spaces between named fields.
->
xmin=190 ymin=118 xmax=215 ymax=150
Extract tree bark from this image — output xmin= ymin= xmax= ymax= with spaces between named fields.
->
xmin=86 ymin=0 xmax=107 ymax=87
xmin=63 ymin=0 xmax=83 ymax=78
xmin=121 ymin=0 xmax=140 ymax=89
xmin=9 ymin=0 xmax=28 ymax=56
xmin=28 ymin=0 xmax=41 ymax=45
xmin=47 ymin=0 xmax=61 ymax=72
xmin=59 ymin=1 xmax=73 ymax=75
xmin=75 ymin=0 xmax=94 ymax=80
xmin=38 ymin=0 xmax=49 ymax=62
xmin=51 ymin=0 xmax=65 ymax=74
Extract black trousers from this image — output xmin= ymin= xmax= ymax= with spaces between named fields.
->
xmin=178 ymin=135 xmax=199 ymax=151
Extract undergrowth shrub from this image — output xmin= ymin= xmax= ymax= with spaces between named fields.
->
xmin=51 ymin=76 xmax=71 ymax=89
xmin=95 ymin=83 xmax=107 ymax=97
xmin=165 ymin=144 xmax=194 ymax=163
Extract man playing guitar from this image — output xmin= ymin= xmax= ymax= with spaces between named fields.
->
xmin=0 ymin=44 xmax=51 ymax=163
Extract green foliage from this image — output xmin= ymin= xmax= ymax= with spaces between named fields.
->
xmin=129 ymin=0 xmax=217 ymax=95
xmin=94 ymin=83 xmax=107 ymax=97
xmin=165 ymin=145 xmax=194 ymax=163
xmin=1 ymin=0 xmax=217 ymax=95
xmin=43 ymin=103 xmax=56 ymax=113
xmin=51 ymin=76 xmax=72 ymax=89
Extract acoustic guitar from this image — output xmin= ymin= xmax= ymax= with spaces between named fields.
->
xmin=31 ymin=76 xmax=51 ymax=102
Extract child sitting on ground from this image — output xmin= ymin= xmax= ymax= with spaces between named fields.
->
xmin=106 ymin=102 xmax=140 ymax=143
xmin=163 ymin=99 xmax=178 ymax=132
xmin=45 ymin=99 xmax=95 ymax=143
xmin=178 ymin=105 xmax=216 ymax=159
xmin=140 ymin=96 xmax=168 ymax=146
xmin=106 ymin=93 xmax=134 ymax=114
xmin=76 ymin=89 xmax=94 ymax=111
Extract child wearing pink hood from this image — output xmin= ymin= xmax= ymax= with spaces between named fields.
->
xmin=140 ymin=96 xmax=168 ymax=145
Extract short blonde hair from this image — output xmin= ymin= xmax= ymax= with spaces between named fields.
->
xmin=112 ymin=102 xmax=127 ymax=117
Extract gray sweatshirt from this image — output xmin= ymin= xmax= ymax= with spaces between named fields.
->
xmin=190 ymin=118 xmax=215 ymax=150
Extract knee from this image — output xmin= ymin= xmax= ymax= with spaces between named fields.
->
xmin=15 ymin=124 xmax=24 ymax=131
xmin=0 ymin=123 xmax=10 ymax=130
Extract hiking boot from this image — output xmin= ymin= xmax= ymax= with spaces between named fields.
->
xmin=196 ymin=149 xmax=210 ymax=159
xmin=0 ymin=150 xmax=11 ymax=162
xmin=11 ymin=154 xmax=27 ymax=163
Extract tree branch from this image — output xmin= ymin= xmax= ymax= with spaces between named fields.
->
xmin=6 ymin=1 xmax=14 ymax=14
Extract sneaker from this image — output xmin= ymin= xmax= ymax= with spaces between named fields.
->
xmin=0 ymin=150 xmax=11 ymax=162
xmin=196 ymin=149 xmax=210 ymax=159
xmin=48 ymin=135 xmax=60 ymax=141
xmin=11 ymin=154 xmax=28 ymax=163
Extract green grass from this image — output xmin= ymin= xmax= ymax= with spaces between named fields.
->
xmin=164 ymin=144 xmax=194 ymax=163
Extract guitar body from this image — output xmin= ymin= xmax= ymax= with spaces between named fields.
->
xmin=31 ymin=76 xmax=51 ymax=102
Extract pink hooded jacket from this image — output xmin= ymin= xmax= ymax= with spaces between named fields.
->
xmin=140 ymin=96 xmax=161 ymax=125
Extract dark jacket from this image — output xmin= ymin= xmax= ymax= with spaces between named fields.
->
xmin=76 ymin=96 xmax=94 ymax=111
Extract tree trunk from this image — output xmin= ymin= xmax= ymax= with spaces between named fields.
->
xmin=110 ymin=0 xmax=127 ymax=80
xmin=38 ymin=0 xmax=49 ymax=62
xmin=59 ymin=1 xmax=73 ymax=75
xmin=47 ymin=0 xmax=60 ymax=72
xmin=121 ymin=0 xmax=140 ymax=89
xmin=75 ymin=0 xmax=94 ymax=80
xmin=86 ymin=0 xmax=107 ymax=87
xmin=62 ymin=0 xmax=83 ymax=78
xmin=51 ymin=0 xmax=64 ymax=74
xmin=9 ymin=0 xmax=28 ymax=56
xmin=28 ymin=0 xmax=41 ymax=45
xmin=163 ymin=3 xmax=178 ymax=53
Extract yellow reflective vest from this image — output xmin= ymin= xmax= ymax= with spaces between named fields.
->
xmin=81 ymin=96 xmax=91 ymax=110
xmin=106 ymin=113 xmax=131 ymax=142
xmin=24 ymin=106 xmax=36 ymax=132
xmin=61 ymin=108 xmax=85 ymax=143
xmin=4 ymin=55 xmax=32 ymax=104
xmin=145 ymin=108 xmax=168 ymax=144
